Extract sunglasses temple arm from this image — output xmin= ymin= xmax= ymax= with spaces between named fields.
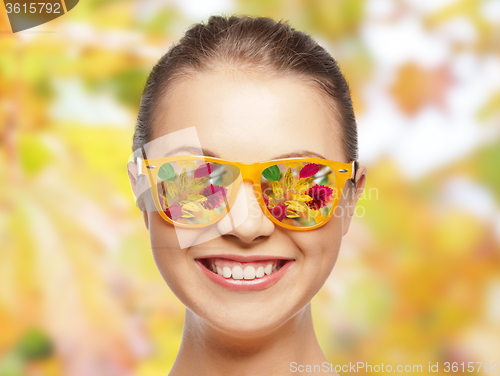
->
xmin=139 ymin=147 xmax=159 ymax=207
xmin=351 ymin=161 xmax=358 ymax=188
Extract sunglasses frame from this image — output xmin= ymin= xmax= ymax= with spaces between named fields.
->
xmin=136 ymin=154 xmax=356 ymax=231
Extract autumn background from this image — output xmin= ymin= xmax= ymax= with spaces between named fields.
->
xmin=1 ymin=0 xmax=499 ymax=375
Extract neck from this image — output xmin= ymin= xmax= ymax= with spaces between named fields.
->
xmin=169 ymin=303 xmax=328 ymax=376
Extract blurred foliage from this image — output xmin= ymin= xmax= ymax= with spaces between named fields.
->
xmin=16 ymin=328 xmax=53 ymax=361
xmin=0 ymin=0 xmax=499 ymax=375
xmin=390 ymin=64 xmax=454 ymax=115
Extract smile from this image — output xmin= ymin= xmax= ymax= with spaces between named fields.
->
xmin=196 ymin=255 xmax=294 ymax=291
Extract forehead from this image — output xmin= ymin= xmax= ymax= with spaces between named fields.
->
xmin=153 ymin=69 xmax=344 ymax=163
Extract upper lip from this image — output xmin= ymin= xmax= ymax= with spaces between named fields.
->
xmin=195 ymin=254 xmax=294 ymax=262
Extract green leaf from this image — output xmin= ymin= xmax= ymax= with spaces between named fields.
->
xmin=262 ymin=165 xmax=280 ymax=181
xmin=317 ymin=175 xmax=329 ymax=185
xmin=212 ymin=176 xmax=224 ymax=186
xmin=158 ymin=163 xmax=175 ymax=181
xmin=109 ymin=68 xmax=150 ymax=109
xmin=16 ymin=327 xmax=53 ymax=361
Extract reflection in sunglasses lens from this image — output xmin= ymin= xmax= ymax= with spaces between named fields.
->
xmin=261 ymin=162 xmax=337 ymax=227
xmin=156 ymin=160 xmax=236 ymax=225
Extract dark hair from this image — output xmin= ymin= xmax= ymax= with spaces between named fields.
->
xmin=133 ymin=14 xmax=358 ymax=167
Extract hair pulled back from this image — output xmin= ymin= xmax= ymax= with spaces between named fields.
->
xmin=133 ymin=14 xmax=358 ymax=165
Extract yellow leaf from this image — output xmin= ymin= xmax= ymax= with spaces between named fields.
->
xmin=181 ymin=211 xmax=195 ymax=218
xmin=284 ymin=167 xmax=293 ymax=191
xmin=187 ymin=194 xmax=207 ymax=202
xmin=272 ymin=181 xmax=283 ymax=199
xmin=179 ymin=168 xmax=188 ymax=191
xmin=166 ymin=181 xmax=178 ymax=200
xmin=295 ymin=178 xmax=314 ymax=193
xmin=268 ymin=196 xmax=277 ymax=209
xmin=177 ymin=159 xmax=199 ymax=168
xmin=189 ymin=177 xmax=210 ymax=192
xmin=284 ymin=200 xmax=308 ymax=212
xmin=182 ymin=202 xmax=202 ymax=212
xmin=286 ymin=210 xmax=299 ymax=218
xmin=293 ymin=193 xmax=312 ymax=202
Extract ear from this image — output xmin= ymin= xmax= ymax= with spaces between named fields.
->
xmin=342 ymin=166 xmax=367 ymax=236
xmin=127 ymin=161 xmax=139 ymax=196
xmin=127 ymin=161 xmax=150 ymax=231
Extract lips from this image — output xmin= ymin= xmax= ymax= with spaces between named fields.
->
xmin=195 ymin=255 xmax=294 ymax=291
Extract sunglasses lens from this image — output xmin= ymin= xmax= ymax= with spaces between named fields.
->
xmin=155 ymin=159 xmax=238 ymax=225
xmin=261 ymin=162 xmax=337 ymax=227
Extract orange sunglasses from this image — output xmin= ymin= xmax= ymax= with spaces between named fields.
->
xmin=134 ymin=154 xmax=356 ymax=231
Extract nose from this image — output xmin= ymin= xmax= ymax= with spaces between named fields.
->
xmin=217 ymin=179 xmax=275 ymax=243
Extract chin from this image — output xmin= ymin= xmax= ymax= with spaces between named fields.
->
xmin=190 ymin=299 xmax=301 ymax=337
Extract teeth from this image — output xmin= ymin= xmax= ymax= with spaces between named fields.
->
xmin=232 ymin=266 xmax=244 ymax=280
xmin=222 ymin=266 xmax=232 ymax=278
xmin=256 ymin=266 xmax=264 ymax=278
xmin=209 ymin=259 xmax=286 ymax=280
xmin=243 ymin=266 xmax=256 ymax=279
xmin=264 ymin=264 xmax=273 ymax=275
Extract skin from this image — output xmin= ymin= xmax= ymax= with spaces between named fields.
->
xmin=129 ymin=67 xmax=366 ymax=375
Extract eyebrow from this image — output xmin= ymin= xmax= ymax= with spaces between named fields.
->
xmin=163 ymin=146 xmax=326 ymax=160
xmin=272 ymin=151 xmax=326 ymax=160
xmin=164 ymin=146 xmax=213 ymax=157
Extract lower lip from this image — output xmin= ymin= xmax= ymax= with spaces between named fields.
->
xmin=196 ymin=259 xmax=294 ymax=291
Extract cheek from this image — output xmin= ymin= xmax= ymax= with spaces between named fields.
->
xmin=287 ymin=213 xmax=345 ymax=291
xmin=148 ymin=213 xmax=222 ymax=303
xmin=293 ymin=213 xmax=344 ymax=259
xmin=149 ymin=213 xmax=179 ymax=250
xmin=148 ymin=214 xmax=196 ymax=299
xmin=148 ymin=211 xmax=218 ymax=251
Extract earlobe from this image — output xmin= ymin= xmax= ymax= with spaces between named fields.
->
xmin=353 ymin=166 xmax=367 ymax=206
xmin=127 ymin=161 xmax=139 ymax=197
xmin=142 ymin=210 xmax=150 ymax=231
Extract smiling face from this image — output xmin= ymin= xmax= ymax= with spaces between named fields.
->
xmin=142 ymin=68 xmax=357 ymax=336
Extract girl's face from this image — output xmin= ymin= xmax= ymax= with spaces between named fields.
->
xmin=141 ymin=69 xmax=361 ymax=336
